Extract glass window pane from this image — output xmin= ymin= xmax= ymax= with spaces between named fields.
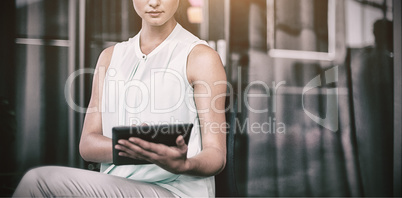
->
xmin=15 ymin=44 xmax=70 ymax=167
xmin=274 ymin=0 xmax=329 ymax=52
xmin=16 ymin=0 xmax=69 ymax=39
xmin=87 ymin=0 xmax=140 ymax=42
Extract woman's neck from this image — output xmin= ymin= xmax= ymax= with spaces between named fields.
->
xmin=139 ymin=19 xmax=177 ymax=55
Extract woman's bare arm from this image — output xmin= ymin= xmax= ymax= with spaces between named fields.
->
xmin=79 ymin=46 xmax=115 ymax=163
xmin=183 ymin=44 xmax=227 ymax=176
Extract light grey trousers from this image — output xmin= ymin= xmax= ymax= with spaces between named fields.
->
xmin=12 ymin=166 xmax=176 ymax=197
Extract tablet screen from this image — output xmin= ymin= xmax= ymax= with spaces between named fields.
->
xmin=112 ymin=123 xmax=193 ymax=165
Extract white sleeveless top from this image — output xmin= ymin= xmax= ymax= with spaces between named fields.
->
xmin=100 ymin=23 xmax=215 ymax=197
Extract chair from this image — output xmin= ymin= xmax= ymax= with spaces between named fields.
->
xmin=215 ymin=95 xmax=239 ymax=197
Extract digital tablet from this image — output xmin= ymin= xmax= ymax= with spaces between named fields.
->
xmin=112 ymin=123 xmax=193 ymax=165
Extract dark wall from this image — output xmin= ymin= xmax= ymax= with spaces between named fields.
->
xmin=0 ymin=1 xmax=17 ymax=196
xmin=393 ymin=0 xmax=402 ymax=196
xmin=0 ymin=0 xmax=16 ymax=103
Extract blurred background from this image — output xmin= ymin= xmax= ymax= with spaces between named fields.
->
xmin=0 ymin=0 xmax=401 ymax=197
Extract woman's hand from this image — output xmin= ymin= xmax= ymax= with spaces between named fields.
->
xmin=115 ymin=136 xmax=191 ymax=174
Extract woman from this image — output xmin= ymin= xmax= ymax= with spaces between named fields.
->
xmin=13 ymin=0 xmax=227 ymax=197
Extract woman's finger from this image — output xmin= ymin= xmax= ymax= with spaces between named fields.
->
xmin=175 ymin=136 xmax=188 ymax=153
xmin=116 ymin=139 xmax=153 ymax=160
xmin=129 ymin=137 xmax=164 ymax=155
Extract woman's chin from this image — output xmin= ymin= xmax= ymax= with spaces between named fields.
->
xmin=144 ymin=17 xmax=176 ymax=28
